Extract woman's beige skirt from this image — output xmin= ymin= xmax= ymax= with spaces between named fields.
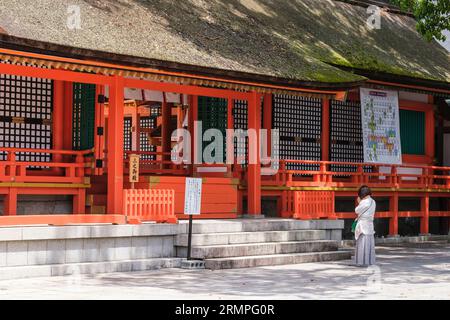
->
xmin=355 ymin=234 xmax=376 ymax=266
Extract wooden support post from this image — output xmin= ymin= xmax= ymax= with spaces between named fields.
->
xmin=389 ymin=192 xmax=399 ymax=236
xmin=53 ymin=80 xmax=64 ymax=166
xmin=93 ymin=85 xmax=105 ymax=175
xmin=4 ymin=188 xmax=17 ymax=216
xmin=420 ymin=194 xmax=430 ymax=234
xmin=191 ymin=96 xmax=200 ymax=175
xmin=131 ymin=104 xmax=138 ymax=151
xmin=161 ymin=93 xmax=171 ymax=169
xmin=136 ymin=112 xmax=141 ymax=152
xmin=321 ymin=99 xmax=330 ymax=162
xmin=73 ymin=189 xmax=86 ymax=214
xmin=247 ymin=91 xmax=261 ymax=216
xmin=227 ymin=97 xmax=235 ymax=175
xmin=106 ymin=76 xmax=125 ymax=215
xmin=425 ymin=108 xmax=435 ymax=163
xmin=188 ymin=95 xmax=195 ymax=176
xmin=321 ymin=99 xmax=330 ymax=183
xmin=63 ymin=82 xmax=73 ymax=151
xmin=263 ymin=93 xmax=272 ymax=161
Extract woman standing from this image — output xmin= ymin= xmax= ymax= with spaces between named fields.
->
xmin=354 ymin=185 xmax=376 ymax=266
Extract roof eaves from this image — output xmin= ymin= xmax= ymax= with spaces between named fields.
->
xmin=0 ymin=34 xmax=367 ymax=92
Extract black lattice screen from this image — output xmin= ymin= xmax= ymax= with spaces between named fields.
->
xmin=123 ymin=117 xmax=132 ymax=157
xmin=273 ymin=95 xmax=322 ymax=171
xmin=330 ymin=100 xmax=364 ymax=172
xmin=233 ymin=99 xmax=248 ymax=164
xmin=139 ymin=116 xmax=157 ymax=160
xmin=0 ymin=63 xmax=53 ymax=163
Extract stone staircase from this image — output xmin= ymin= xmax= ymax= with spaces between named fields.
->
xmin=175 ymin=219 xmax=351 ymax=269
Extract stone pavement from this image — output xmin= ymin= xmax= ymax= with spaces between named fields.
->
xmin=0 ymin=243 xmax=448 ymax=300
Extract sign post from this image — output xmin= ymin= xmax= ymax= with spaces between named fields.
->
xmin=129 ymin=154 xmax=140 ymax=189
xmin=184 ymin=177 xmax=202 ymax=260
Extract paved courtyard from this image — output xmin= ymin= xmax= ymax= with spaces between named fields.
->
xmin=0 ymin=243 xmax=449 ymax=300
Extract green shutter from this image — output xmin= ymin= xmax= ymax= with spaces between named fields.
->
xmin=399 ymin=109 xmax=425 ymax=155
xmin=198 ymin=96 xmax=228 ymax=161
xmin=72 ymin=83 xmax=96 ymax=150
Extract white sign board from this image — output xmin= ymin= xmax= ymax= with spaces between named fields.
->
xmin=360 ymin=88 xmax=402 ymax=165
xmin=184 ymin=178 xmax=202 ymax=215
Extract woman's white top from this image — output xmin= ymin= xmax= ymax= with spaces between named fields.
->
xmin=354 ymin=196 xmax=376 ymax=240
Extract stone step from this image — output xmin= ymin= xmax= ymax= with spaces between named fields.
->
xmin=178 ymin=240 xmax=339 ymax=259
xmin=175 ymin=230 xmax=327 ymax=246
xmin=204 ymin=250 xmax=352 ymax=270
xmin=182 ymin=219 xmax=343 ymax=234
xmin=0 ymin=258 xmax=183 ymax=280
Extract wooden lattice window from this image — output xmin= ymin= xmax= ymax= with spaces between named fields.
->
xmin=139 ymin=116 xmax=157 ymax=160
xmin=330 ymin=100 xmax=364 ymax=172
xmin=0 ymin=63 xmax=53 ymax=163
xmin=273 ymin=95 xmax=322 ymax=171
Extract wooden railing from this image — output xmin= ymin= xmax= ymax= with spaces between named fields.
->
xmin=0 ymin=147 xmax=91 ymax=184
xmin=262 ymin=159 xmax=450 ymax=189
xmin=123 ymin=188 xmax=177 ymax=224
xmin=124 ymin=151 xmax=189 ymax=176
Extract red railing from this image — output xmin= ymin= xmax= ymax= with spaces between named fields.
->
xmin=124 ymin=151 xmax=188 ymax=176
xmin=0 ymin=147 xmax=91 ymax=184
xmin=123 ymin=188 xmax=177 ymax=224
xmin=263 ymin=159 xmax=450 ymax=189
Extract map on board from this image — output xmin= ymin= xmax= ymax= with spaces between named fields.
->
xmin=360 ymin=88 xmax=402 ymax=165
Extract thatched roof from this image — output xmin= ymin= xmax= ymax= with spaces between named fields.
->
xmin=0 ymin=0 xmax=449 ymax=86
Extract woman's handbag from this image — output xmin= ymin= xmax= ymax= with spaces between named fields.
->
xmin=351 ymin=220 xmax=358 ymax=233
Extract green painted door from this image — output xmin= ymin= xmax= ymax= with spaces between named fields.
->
xmin=198 ymin=96 xmax=228 ymax=162
xmin=399 ymin=109 xmax=425 ymax=155
xmin=72 ymin=83 xmax=96 ymax=150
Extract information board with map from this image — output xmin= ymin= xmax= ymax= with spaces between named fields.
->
xmin=360 ymin=88 xmax=402 ymax=165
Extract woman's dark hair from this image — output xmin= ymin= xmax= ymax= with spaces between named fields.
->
xmin=358 ymin=185 xmax=372 ymax=198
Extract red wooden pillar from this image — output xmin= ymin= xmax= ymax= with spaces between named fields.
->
xmin=420 ymin=194 xmax=430 ymax=234
xmin=247 ymin=91 xmax=262 ymax=216
xmin=226 ymin=97 xmax=235 ymax=175
xmin=321 ymin=99 xmax=330 ymax=162
xmin=190 ymin=96 xmax=200 ymax=175
xmin=131 ymin=104 xmax=138 ymax=151
xmin=63 ymin=82 xmax=73 ymax=151
xmin=136 ymin=113 xmax=141 ymax=152
xmin=4 ymin=188 xmax=17 ymax=216
xmin=425 ymin=108 xmax=435 ymax=163
xmin=161 ymin=93 xmax=171 ymax=168
xmin=106 ymin=76 xmax=125 ymax=215
xmin=263 ymin=93 xmax=272 ymax=158
xmin=53 ymin=80 xmax=64 ymax=164
xmin=389 ymin=192 xmax=399 ymax=236
xmin=188 ymin=96 xmax=195 ymax=175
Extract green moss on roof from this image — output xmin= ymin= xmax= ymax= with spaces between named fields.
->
xmin=0 ymin=0 xmax=448 ymax=84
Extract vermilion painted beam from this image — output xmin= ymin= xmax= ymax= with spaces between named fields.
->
xmin=247 ymin=91 xmax=262 ymax=215
xmin=0 ymin=62 xmax=112 ymax=85
xmin=107 ymin=76 xmax=125 ymax=214
xmin=124 ymin=78 xmax=249 ymax=101
xmin=0 ymin=214 xmax=126 ymax=226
